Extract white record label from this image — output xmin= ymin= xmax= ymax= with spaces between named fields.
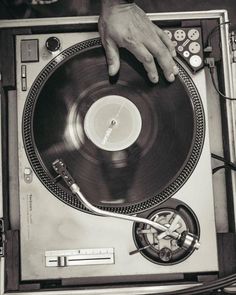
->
xmin=84 ymin=95 xmax=142 ymax=151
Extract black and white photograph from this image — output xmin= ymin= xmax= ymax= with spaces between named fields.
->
xmin=0 ymin=0 xmax=236 ymax=294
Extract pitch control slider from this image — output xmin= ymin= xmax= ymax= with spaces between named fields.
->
xmin=52 ymin=159 xmax=200 ymax=251
xmin=45 ymin=248 xmax=114 ymax=267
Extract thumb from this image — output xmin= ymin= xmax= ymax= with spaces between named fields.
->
xmin=103 ymin=38 xmax=120 ymax=76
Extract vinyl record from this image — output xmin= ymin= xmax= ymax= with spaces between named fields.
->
xmin=23 ymin=38 xmax=205 ymax=214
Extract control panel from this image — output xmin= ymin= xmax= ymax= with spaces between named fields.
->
xmin=19 ymin=28 xmax=204 ymax=93
xmin=164 ymin=27 xmax=204 ymax=72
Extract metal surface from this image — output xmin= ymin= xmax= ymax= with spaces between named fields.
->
xmin=71 ymin=187 xmax=199 ymax=250
xmin=0 ymin=8 xmax=233 ymax=295
xmin=4 ymin=283 xmax=201 ymax=295
xmin=52 ymin=159 xmax=200 ymax=250
xmin=219 ymin=12 xmax=236 ymax=230
xmin=16 ymin=31 xmax=218 ymax=281
xmin=132 ymin=201 xmax=200 ymax=264
xmin=0 ymin=10 xmax=231 ymax=29
xmin=8 ymin=90 xmax=20 ymax=230
xmin=224 ymin=282 xmax=236 ymax=294
xmin=232 ymin=50 xmax=236 ymax=230
xmin=45 ymin=248 xmax=114 ymax=267
xmin=70 ymin=183 xmax=182 ymax=239
xmin=24 ymin=40 xmax=204 ymax=214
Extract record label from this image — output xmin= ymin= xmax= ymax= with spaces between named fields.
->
xmin=84 ymin=95 xmax=142 ymax=151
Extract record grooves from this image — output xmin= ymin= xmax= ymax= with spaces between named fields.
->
xmin=22 ymin=38 xmax=205 ymax=214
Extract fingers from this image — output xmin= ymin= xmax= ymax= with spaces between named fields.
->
xmin=98 ymin=3 xmax=179 ymax=84
xmin=155 ymin=26 xmax=176 ymax=58
xmin=145 ymin=35 xmax=178 ymax=82
xmin=125 ymin=42 xmax=159 ymax=83
xmin=102 ymin=37 xmax=120 ymax=76
xmin=99 ymin=18 xmax=120 ymax=76
xmin=99 ymin=16 xmax=178 ymax=82
xmin=102 ymin=34 xmax=177 ymax=83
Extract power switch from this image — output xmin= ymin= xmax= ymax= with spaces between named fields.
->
xmin=21 ymin=39 xmax=39 ymax=62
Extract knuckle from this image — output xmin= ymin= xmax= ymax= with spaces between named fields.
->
xmin=151 ymin=41 xmax=166 ymax=58
xmin=167 ymin=42 xmax=175 ymax=50
xmin=156 ymin=50 xmax=166 ymax=60
xmin=158 ymin=43 xmax=168 ymax=53
xmin=155 ymin=25 xmax=161 ymax=32
xmin=143 ymin=54 xmax=153 ymax=64
xmin=107 ymin=56 xmax=114 ymax=65
xmin=157 ymin=29 xmax=164 ymax=37
xmin=123 ymin=35 xmax=137 ymax=47
xmin=164 ymin=66 xmax=174 ymax=75
xmin=163 ymin=61 xmax=175 ymax=73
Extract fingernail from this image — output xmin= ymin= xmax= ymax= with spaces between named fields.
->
xmin=172 ymin=41 xmax=178 ymax=47
xmin=151 ymin=75 xmax=159 ymax=83
xmin=173 ymin=65 xmax=179 ymax=75
xmin=168 ymin=73 xmax=175 ymax=82
xmin=109 ymin=65 xmax=116 ymax=76
xmin=172 ymin=50 xmax=177 ymax=57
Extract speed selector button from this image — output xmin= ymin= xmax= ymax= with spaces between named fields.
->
xmin=46 ymin=36 xmax=61 ymax=53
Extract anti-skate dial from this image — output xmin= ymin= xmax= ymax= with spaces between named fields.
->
xmin=132 ymin=199 xmax=200 ymax=265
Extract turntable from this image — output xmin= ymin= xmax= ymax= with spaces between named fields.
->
xmin=16 ymin=28 xmax=218 ymax=280
xmin=1 ymin=9 xmax=236 ymax=295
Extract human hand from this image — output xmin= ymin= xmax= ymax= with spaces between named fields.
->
xmin=98 ymin=0 xmax=178 ymax=83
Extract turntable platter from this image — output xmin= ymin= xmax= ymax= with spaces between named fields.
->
xmin=23 ymin=38 xmax=204 ymax=213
